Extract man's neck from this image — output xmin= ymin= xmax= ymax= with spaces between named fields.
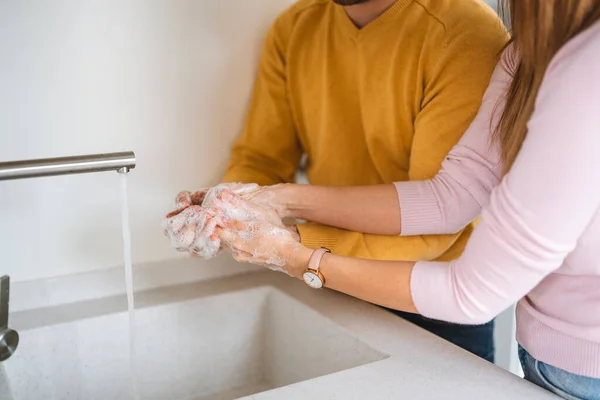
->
xmin=344 ymin=0 xmax=398 ymax=28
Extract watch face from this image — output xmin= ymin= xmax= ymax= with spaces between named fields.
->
xmin=303 ymin=271 xmax=323 ymax=289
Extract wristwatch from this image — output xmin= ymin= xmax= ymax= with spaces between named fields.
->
xmin=302 ymin=247 xmax=330 ymax=289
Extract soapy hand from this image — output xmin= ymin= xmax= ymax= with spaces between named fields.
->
xmin=171 ymin=189 xmax=209 ymax=213
xmin=215 ymin=192 xmax=305 ymax=277
xmin=163 ymin=183 xmax=291 ymax=260
xmin=163 ymin=183 xmax=259 ymax=258
xmin=163 ymin=205 xmax=222 ymax=258
xmin=170 ymin=182 xmax=262 ymax=214
xmin=171 ymin=183 xmax=293 ymax=219
xmin=239 ymin=184 xmax=294 ymax=219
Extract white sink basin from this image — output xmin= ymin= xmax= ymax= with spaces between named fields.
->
xmin=3 ymin=286 xmax=387 ymax=400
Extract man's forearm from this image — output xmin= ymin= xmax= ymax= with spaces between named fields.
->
xmin=280 ymin=184 xmax=401 ymax=235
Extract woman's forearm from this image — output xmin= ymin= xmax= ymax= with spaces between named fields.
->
xmin=280 ymin=184 xmax=402 ymax=235
xmin=275 ymin=57 xmax=511 ymax=238
xmin=310 ymin=250 xmax=418 ymax=313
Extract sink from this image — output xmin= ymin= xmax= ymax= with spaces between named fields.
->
xmin=2 ymin=286 xmax=388 ymax=400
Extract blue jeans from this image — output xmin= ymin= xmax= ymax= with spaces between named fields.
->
xmin=384 ymin=309 xmax=495 ymax=363
xmin=519 ymin=346 xmax=600 ymax=400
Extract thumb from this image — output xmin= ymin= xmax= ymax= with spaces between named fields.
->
xmin=190 ymin=189 xmax=208 ymax=206
xmin=215 ymin=227 xmax=237 ymax=247
xmin=175 ymin=191 xmax=192 ymax=210
xmin=165 ymin=208 xmax=183 ymax=219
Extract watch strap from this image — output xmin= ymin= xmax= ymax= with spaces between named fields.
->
xmin=307 ymin=247 xmax=330 ymax=273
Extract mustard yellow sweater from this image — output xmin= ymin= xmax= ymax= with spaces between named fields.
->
xmin=224 ymin=0 xmax=508 ymax=261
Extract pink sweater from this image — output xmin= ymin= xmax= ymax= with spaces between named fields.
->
xmin=397 ymin=22 xmax=600 ymax=378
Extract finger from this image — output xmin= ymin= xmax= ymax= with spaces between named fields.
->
xmin=190 ymin=189 xmax=208 ymax=206
xmin=230 ymin=183 xmax=260 ymax=196
xmin=165 ymin=208 xmax=184 ymax=219
xmin=186 ymin=205 xmax=210 ymax=224
xmin=222 ymin=189 xmax=263 ymax=212
xmin=240 ymin=185 xmax=270 ymax=202
xmin=216 ymin=227 xmax=246 ymax=252
xmin=201 ymin=185 xmax=226 ymax=209
xmin=191 ymin=214 xmax=220 ymax=257
xmin=194 ymin=213 xmax=216 ymax=241
xmin=216 ymin=190 xmax=258 ymax=215
xmin=175 ymin=191 xmax=192 ymax=210
xmin=172 ymin=223 xmax=197 ymax=249
xmin=216 ymin=216 xmax=251 ymax=233
xmin=166 ymin=211 xmax=187 ymax=233
xmin=212 ymin=190 xmax=253 ymax=220
xmin=191 ymin=238 xmax=220 ymax=259
xmin=167 ymin=207 xmax=220 ymax=260
xmin=215 ymin=188 xmax=238 ymax=205
xmin=231 ymin=250 xmax=252 ymax=263
xmin=165 ymin=206 xmax=207 ymax=249
xmin=166 ymin=206 xmax=200 ymax=233
xmin=216 ymin=227 xmax=235 ymax=244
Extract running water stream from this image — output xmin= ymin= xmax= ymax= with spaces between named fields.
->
xmin=119 ymin=171 xmax=139 ymax=399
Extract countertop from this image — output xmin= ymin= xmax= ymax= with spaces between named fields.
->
xmin=8 ymin=259 xmax=558 ymax=400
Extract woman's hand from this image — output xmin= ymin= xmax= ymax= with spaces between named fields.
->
xmin=219 ymin=220 xmax=310 ymax=278
xmin=169 ymin=183 xmax=261 ymax=215
xmin=215 ymin=193 xmax=312 ymax=278
xmin=239 ymin=184 xmax=296 ymax=219
xmin=168 ymin=183 xmax=296 ymax=220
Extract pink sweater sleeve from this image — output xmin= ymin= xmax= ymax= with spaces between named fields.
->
xmin=410 ymin=35 xmax=600 ymax=324
xmin=395 ymin=52 xmax=511 ymax=236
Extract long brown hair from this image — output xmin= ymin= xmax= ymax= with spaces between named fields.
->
xmin=495 ymin=0 xmax=600 ymax=172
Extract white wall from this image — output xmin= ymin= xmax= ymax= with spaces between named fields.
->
xmin=0 ymin=0 xmax=294 ymax=282
xmin=483 ymin=0 xmax=498 ymax=10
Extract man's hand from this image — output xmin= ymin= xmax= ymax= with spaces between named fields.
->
xmin=162 ymin=205 xmax=222 ymax=259
xmin=171 ymin=189 xmax=209 ymax=214
xmin=163 ymin=183 xmax=258 ymax=258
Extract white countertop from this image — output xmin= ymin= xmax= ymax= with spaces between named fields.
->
xmin=8 ymin=259 xmax=558 ymax=399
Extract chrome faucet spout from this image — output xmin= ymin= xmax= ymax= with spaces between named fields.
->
xmin=0 ymin=151 xmax=136 ymax=181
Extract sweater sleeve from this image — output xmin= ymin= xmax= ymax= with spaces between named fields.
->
xmin=297 ymin=221 xmax=468 ymax=262
xmin=395 ymin=49 xmax=512 ymax=236
xmin=222 ymin=13 xmax=302 ymax=185
xmin=410 ymin=39 xmax=600 ymax=324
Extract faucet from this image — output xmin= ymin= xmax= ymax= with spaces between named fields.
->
xmin=0 ymin=151 xmax=136 ymax=361
xmin=0 ymin=151 xmax=135 ymax=181
xmin=0 ymin=276 xmax=18 ymax=362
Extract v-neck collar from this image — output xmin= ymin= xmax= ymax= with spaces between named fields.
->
xmin=334 ymin=0 xmax=414 ymax=41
